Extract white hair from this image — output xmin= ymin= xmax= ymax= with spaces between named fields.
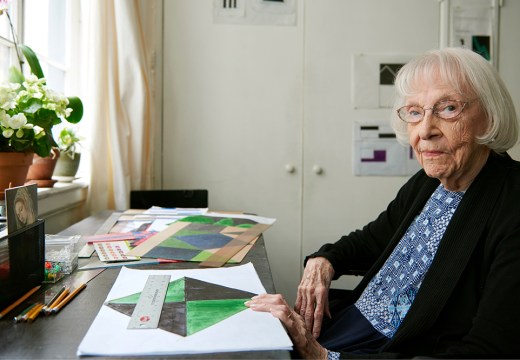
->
xmin=391 ymin=47 xmax=519 ymax=153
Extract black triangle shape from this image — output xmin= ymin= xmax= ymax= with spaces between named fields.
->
xmin=184 ymin=277 xmax=256 ymax=301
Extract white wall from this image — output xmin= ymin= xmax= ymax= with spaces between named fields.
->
xmin=499 ymin=0 xmax=520 ymax=159
xmin=160 ymin=0 xmax=520 ymax=302
xmin=162 ymin=0 xmax=305 ymax=302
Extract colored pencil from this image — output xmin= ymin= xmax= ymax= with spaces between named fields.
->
xmin=14 ymin=303 xmax=38 ymax=322
xmin=24 ymin=302 xmax=43 ymax=320
xmin=43 ymin=286 xmax=66 ymax=313
xmin=26 ymin=303 xmax=45 ymax=322
xmin=0 ymin=285 xmax=41 ymax=319
xmin=52 ymin=283 xmax=86 ymax=313
xmin=44 ymin=287 xmax=70 ymax=315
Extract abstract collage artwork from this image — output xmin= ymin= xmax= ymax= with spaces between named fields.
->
xmin=106 ymin=276 xmax=256 ymax=336
xmin=128 ymin=215 xmax=272 ymax=264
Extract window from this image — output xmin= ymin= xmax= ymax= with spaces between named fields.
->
xmin=23 ymin=0 xmax=68 ymax=93
xmin=0 ymin=0 xmax=20 ymax=81
xmin=0 ymin=0 xmax=78 ymax=98
xmin=1 ymin=0 xmax=84 ymax=178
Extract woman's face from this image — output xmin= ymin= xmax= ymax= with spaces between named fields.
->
xmin=15 ymin=200 xmax=28 ymax=224
xmin=406 ymin=77 xmax=490 ymax=191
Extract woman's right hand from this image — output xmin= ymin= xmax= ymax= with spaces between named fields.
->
xmin=294 ymin=257 xmax=335 ymax=338
xmin=246 ymin=294 xmax=328 ymax=359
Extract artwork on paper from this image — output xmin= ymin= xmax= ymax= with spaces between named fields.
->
xmin=106 ymin=277 xmax=256 ymax=336
xmin=352 ymin=53 xmax=415 ymax=109
xmin=353 ymin=120 xmax=421 ymax=176
xmin=127 ymin=215 xmax=273 ymax=264
xmin=447 ymin=0 xmax=495 ymax=64
xmin=77 ymin=264 xmax=292 ymax=356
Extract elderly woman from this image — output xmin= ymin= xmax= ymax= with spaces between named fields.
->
xmin=246 ymin=47 xmax=520 ymax=358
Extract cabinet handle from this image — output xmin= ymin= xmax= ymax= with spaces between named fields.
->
xmin=285 ymin=164 xmax=296 ymax=174
xmin=313 ymin=165 xmax=324 ymax=175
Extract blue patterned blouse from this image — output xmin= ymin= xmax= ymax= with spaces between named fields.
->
xmin=355 ymin=184 xmax=464 ymax=338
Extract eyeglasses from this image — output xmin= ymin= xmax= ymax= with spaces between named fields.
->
xmin=397 ymin=99 xmax=473 ymax=123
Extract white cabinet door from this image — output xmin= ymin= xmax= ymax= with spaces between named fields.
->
xmin=162 ymin=1 xmax=305 ymax=303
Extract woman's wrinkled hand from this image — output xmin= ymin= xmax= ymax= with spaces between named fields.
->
xmin=294 ymin=257 xmax=335 ymax=338
xmin=245 ymin=293 xmax=327 ymax=360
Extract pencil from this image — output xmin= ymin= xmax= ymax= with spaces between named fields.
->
xmin=44 ymin=287 xmax=70 ymax=315
xmin=26 ymin=303 xmax=45 ymax=322
xmin=43 ymin=286 xmax=66 ymax=313
xmin=0 ymin=285 xmax=41 ymax=319
xmin=21 ymin=303 xmax=42 ymax=322
xmin=52 ymin=283 xmax=87 ymax=313
xmin=14 ymin=303 xmax=38 ymax=322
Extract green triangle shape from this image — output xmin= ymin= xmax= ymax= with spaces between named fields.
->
xmin=160 ymin=236 xmax=199 ymax=250
xmin=108 ymin=292 xmax=141 ymax=304
xmin=165 ymin=277 xmax=185 ymax=302
xmin=213 ymin=218 xmax=235 ymax=226
xmin=179 ymin=215 xmax=216 ymax=224
xmin=190 ymin=249 xmax=215 ymax=261
xmin=186 ymin=298 xmax=249 ymax=336
xmin=109 ymin=277 xmax=186 ymax=305
xmin=176 ymin=229 xmax=212 ymax=236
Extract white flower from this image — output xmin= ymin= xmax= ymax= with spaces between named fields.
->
xmin=0 ymin=83 xmax=20 ymax=110
xmin=0 ymin=109 xmax=8 ymax=126
xmin=45 ymin=88 xmax=67 ymax=103
xmin=7 ymin=113 xmax=27 ymax=129
xmin=2 ymin=128 xmax=13 ymax=138
xmin=21 ymin=74 xmax=45 ymax=99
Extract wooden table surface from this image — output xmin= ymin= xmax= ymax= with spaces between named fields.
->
xmin=0 ymin=211 xmax=292 ymax=359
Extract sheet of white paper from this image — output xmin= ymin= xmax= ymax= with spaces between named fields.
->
xmin=143 ymin=206 xmax=208 ymax=216
xmin=141 ymin=210 xmax=277 ymax=232
xmin=147 ymin=218 xmax=179 ymax=232
xmin=204 ymin=212 xmax=277 ymax=225
xmin=77 ymin=263 xmax=292 ymax=356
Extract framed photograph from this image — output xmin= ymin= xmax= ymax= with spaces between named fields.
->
xmin=5 ymin=184 xmax=38 ymax=234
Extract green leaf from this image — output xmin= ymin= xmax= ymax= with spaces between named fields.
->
xmin=30 ymin=108 xmax=59 ymax=129
xmin=20 ymin=44 xmax=45 ymax=79
xmin=66 ymin=96 xmax=83 ymax=124
xmin=8 ymin=66 xmax=24 ymax=84
xmin=34 ymin=132 xmax=56 ymax=157
xmin=23 ymin=99 xmax=43 ymax=114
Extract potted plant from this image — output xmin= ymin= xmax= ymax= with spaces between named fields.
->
xmin=0 ymin=4 xmax=83 ymax=197
xmin=53 ymin=127 xmax=83 ymax=180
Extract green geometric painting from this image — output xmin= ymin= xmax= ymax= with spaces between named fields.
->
xmin=141 ymin=215 xmax=259 ymax=262
xmin=105 ymin=277 xmax=256 ymax=336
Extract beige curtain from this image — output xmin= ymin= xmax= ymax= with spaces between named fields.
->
xmin=81 ymin=0 xmax=154 ymax=212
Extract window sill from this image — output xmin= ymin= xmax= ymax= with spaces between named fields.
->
xmin=37 ymin=181 xmax=89 ymax=233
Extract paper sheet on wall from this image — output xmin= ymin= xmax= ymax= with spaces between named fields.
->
xmin=448 ymin=0 xmax=495 ymax=62
xmin=352 ymin=53 xmax=415 ymax=109
xmin=77 ymin=263 xmax=292 ymax=356
xmin=353 ymin=120 xmax=421 ymax=176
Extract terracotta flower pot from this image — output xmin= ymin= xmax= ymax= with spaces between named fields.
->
xmin=0 ymin=152 xmax=34 ymax=201
xmin=26 ymin=148 xmax=60 ymax=188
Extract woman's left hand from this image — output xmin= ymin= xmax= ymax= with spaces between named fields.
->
xmin=245 ymin=294 xmax=328 ymax=360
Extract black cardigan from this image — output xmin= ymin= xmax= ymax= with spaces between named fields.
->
xmin=309 ymin=152 xmax=520 ymax=358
